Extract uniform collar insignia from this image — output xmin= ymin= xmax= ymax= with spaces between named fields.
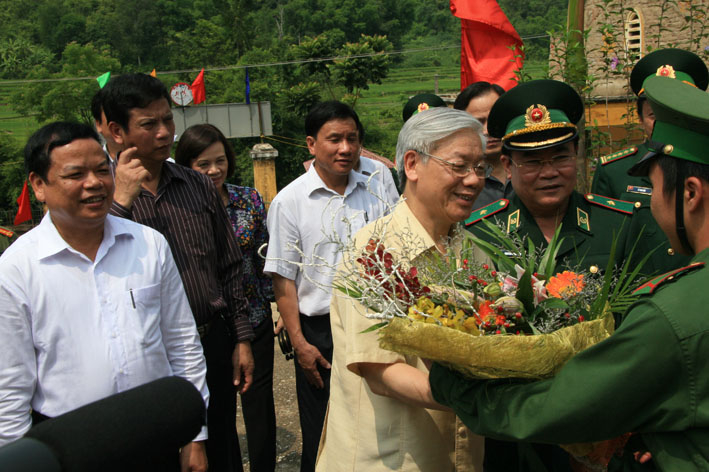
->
xmin=576 ymin=208 xmax=590 ymax=232
xmin=507 ymin=209 xmax=520 ymax=233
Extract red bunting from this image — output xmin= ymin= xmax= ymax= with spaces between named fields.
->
xmin=450 ymin=0 xmax=524 ymax=91
xmin=191 ymin=68 xmax=206 ymax=105
xmin=14 ymin=180 xmax=32 ymax=225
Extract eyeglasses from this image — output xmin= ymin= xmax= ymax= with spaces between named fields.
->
xmin=508 ymin=155 xmax=576 ymax=175
xmin=417 ymin=150 xmax=493 ymax=178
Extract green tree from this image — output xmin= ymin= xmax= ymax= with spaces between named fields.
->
xmin=0 ymin=134 xmax=27 ymax=217
xmin=0 ymin=39 xmax=53 ymax=79
xmin=331 ymin=34 xmax=393 ymax=105
xmin=12 ymin=43 xmax=121 ymax=124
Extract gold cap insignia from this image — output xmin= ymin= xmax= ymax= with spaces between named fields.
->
xmin=525 ymin=104 xmax=551 ymax=127
xmin=417 ymin=103 xmax=430 ymax=113
xmin=656 ymin=65 xmax=676 ymax=79
xmin=663 ymin=144 xmax=674 ymax=154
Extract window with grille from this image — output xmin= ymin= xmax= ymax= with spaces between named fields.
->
xmin=625 ymin=10 xmax=643 ymax=61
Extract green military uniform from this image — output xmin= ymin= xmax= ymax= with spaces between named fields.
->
xmin=0 ymin=226 xmax=15 ymax=256
xmin=431 ymin=71 xmax=709 ymax=472
xmin=466 ymin=191 xmax=638 ymax=273
xmin=591 ymin=142 xmax=690 ymax=274
xmin=431 ymin=252 xmax=709 ymax=471
xmin=590 ymin=48 xmax=708 ymax=274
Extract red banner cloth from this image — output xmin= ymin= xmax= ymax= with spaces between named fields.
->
xmin=450 ymin=0 xmax=524 ymax=91
xmin=14 ymin=180 xmax=31 ymax=225
xmin=191 ymin=68 xmax=206 ymax=105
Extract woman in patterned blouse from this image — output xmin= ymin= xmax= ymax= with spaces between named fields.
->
xmin=176 ymin=124 xmax=277 ymax=472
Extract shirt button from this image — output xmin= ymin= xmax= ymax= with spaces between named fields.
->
xmin=458 ymin=426 xmax=467 ymax=438
xmin=119 ymin=369 xmax=125 ymax=374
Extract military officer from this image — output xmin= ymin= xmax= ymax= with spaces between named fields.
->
xmin=466 ymin=79 xmax=641 ymax=275
xmin=591 ymin=48 xmax=708 ymax=273
xmin=430 ymin=72 xmax=709 ymax=472
xmin=402 ymin=93 xmax=447 ymax=122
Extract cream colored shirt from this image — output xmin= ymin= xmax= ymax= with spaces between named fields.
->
xmin=316 ymin=201 xmax=485 ymax=472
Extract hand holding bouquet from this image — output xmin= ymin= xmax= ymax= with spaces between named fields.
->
xmin=335 ymin=220 xmax=649 ymax=379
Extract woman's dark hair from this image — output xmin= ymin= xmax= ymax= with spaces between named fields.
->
xmin=174 ymin=124 xmax=236 ymax=180
xmin=453 ymin=82 xmax=505 ymax=111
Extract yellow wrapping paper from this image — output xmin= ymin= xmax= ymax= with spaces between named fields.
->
xmin=378 ymin=312 xmax=615 ymax=380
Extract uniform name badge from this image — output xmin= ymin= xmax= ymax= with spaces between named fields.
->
xmin=626 ymin=185 xmax=652 ymax=195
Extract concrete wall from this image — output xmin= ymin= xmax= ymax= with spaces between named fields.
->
xmin=584 ymin=0 xmax=709 ymax=99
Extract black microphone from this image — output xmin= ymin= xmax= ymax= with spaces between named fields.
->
xmin=0 ymin=376 xmax=206 ymax=472
xmin=0 ymin=436 xmax=61 ymax=472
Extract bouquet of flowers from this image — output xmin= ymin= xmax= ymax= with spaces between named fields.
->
xmin=335 ymin=220 xmax=650 ymax=380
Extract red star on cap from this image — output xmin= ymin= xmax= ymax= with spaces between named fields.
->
xmin=531 ymin=108 xmax=543 ymax=122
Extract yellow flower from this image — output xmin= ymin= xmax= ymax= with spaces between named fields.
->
xmin=547 ymin=271 xmax=585 ymax=299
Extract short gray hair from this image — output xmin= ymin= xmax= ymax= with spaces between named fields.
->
xmin=395 ymin=107 xmax=486 ymax=187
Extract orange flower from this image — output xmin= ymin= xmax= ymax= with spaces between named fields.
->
xmin=475 ymin=300 xmax=495 ymax=323
xmin=546 ymin=271 xmax=585 ymax=299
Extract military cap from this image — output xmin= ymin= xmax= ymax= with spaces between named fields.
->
xmin=629 ymin=75 xmax=709 ymax=176
xmin=487 ymin=79 xmax=583 ymax=151
xmin=630 ymin=48 xmax=709 ymax=96
xmin=402 ymin=93 xmax=446 ymax=122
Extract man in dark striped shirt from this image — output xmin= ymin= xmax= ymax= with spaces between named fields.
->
xmin=102 ymin=73 xmax=253 ymax=472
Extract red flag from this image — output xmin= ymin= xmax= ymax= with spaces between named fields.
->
xmin=450 ymin=0 xmax=524 ymax=91
xmin=14 ymin=180 xmax=32 ymax=225
xmin=191 ymin=68 xmax=206 ymax=105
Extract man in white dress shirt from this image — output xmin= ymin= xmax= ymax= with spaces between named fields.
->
xmin=264 ymin=101 xmax=393 ymax=472
xmin=0 ymin=122 xmax=209 ymax=470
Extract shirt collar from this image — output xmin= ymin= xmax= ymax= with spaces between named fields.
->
xmin=36 ymin=213 xmax=133 ymax=262
xmin=304 ymin=163 xmax=368 ymax=198
xmin=389 ymin=200 xmax=464 ymax=259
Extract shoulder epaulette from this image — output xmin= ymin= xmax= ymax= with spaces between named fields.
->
xmin=584 ymin=193 xmax=635 ymax=215
xmin=600 ymin=146 xmax=639 ymax=165
xmin=633 ymin=262 xmax=705 ymax=296
xmin=0 ymin=227 xmax=13 ymax=238
xmin=465 ymin=199 xmax=509 ymax=226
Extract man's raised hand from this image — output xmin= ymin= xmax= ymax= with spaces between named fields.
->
xmin=113 ymin=147 xmax=150 ymax=209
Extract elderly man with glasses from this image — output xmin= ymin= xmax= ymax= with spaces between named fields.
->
xmin=465 ymin=79 xmax=640 ymax=276
xmin=316 ymin=107 xmax=488 ymax=472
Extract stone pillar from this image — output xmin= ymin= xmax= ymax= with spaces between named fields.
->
xmin=250 ymin=142 xmax=278 ymax=209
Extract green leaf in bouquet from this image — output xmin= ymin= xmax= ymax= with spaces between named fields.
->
xmin=359 ymin=321 xmax=389 ymax=334
xmin=537 ymin=297 xmax=570 ymax=311
xmin=466 ymin=227 xmax=517 ymax=273
xmin=539 ymin=224 xmax=564 ymax=278
xmin=515 ymin=268 xmax=536 ymax=316
xmin=589 ymin=223 xmax=653 ymax=318
xmin=333 ymin=280 xmax=363 ymax=299
xmin=526 ymin=237 xmax=536 ymax=274
xmin=528 ymin=295 xmax=569 ymax=323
